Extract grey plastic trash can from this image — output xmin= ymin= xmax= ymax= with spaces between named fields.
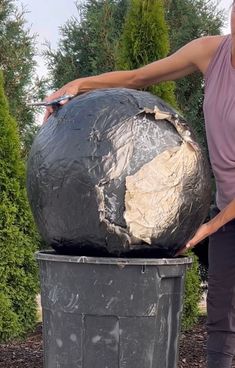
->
xmin=36 ymin=251 xmax=192 ymax=368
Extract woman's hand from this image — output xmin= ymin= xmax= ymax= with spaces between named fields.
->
xmin=43 ymin=80 xmax=81 ymax=123
xmin=175 ymin=223 xmax=213 ymax=256
xmin=175 ymin=199 xmax=235 ymax=256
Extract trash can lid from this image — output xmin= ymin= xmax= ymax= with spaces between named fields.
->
xmin=35 ymin=250 xmax=193 ymax=266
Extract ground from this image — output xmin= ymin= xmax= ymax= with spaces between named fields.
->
xmin=1 ymin=316 xmax=235 ymax=368
xmin=179 ymin=316 xmax=207 ymax=368
xmin=1 ymin=315 xmax=233 ymax=368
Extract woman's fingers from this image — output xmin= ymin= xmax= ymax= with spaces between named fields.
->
xmin=175 ymin=223 xmax=211 ymax=257
xmin=175 ymin=245 xmax=189 ymax=257
xmin=43 ymin=106 xmax=54 ymax=123
xmin=42 ymin=83 xmax=80 ymax=123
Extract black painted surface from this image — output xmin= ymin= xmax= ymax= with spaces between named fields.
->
xmin=27 ymin=88 xmax=211 ymax=255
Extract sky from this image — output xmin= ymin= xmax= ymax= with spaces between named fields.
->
xmin=20 ymin=0 xmax=232 ymax=78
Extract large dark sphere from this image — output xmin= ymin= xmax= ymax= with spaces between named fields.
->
xmin=27 ymin=88 xmax=211 ymax=256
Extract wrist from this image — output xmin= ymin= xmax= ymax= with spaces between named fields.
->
xmin=63 ymin=79 xmax=80 ymax=97
xmin=207 ymin=218 xmax=222 ymax=233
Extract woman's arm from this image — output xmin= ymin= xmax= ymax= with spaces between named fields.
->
xmin=43 ymin=36 xmax=222 ymax=121
xmin=176 ymin=199 xmax=235 ymax=256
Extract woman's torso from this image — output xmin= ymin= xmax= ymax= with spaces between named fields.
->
xmin=203 ymin=35 xmax=235 ymax=209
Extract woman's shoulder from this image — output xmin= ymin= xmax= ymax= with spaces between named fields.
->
xmin=199 ymin=34 xmax=227 ymax=50
xmin=190 ymin=35 xmax=227 ymax=73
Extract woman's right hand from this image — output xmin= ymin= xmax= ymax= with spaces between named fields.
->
xmin=43 ymin=79 xmax=81 ymax=123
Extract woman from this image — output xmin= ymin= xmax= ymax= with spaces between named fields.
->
xmin=44 ymin=3 xmax=235 ymax=367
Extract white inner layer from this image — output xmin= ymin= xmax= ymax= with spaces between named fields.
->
xmin=124 ymin=142 xmax=198 ymax=244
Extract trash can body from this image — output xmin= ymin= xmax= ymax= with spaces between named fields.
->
xmin=37 ymin=252 xmax=192 ymax=368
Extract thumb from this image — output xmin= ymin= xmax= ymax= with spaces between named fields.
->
xmin=185 ymin=241 xmax=193 ymax=249
xmin=43 ymin=106 xmax=54 ymax=124
xmin=174 ymin=240 xmax=194 ymax=257
xmin=59 ymin=98 xmax=69 ymax=105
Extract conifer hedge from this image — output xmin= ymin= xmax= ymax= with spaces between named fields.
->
xmin=0 ymin=71 xmax=39 ymax=342
xmin=115 ymin=0 xmax=176 ymax=107
xmin=181 ymin=252 xmax=201 ymax=331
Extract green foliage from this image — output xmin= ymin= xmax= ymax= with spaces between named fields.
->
xmin=45 ymin=0 xmax=128 ymax=89
xmin=0 ymin=0 xmax=46 ymax=155
xmin=182 ymin=252 xmax=201 ymax=331
xmin=165 ymin=0 xmax=225 ymax=146
xmin=0 ymin=293 xmax=21 ymax=342
xmin=0 ymin=71 xmax=39 ymax=342
xmin=115 ymin=0 xmax=176 ymax=106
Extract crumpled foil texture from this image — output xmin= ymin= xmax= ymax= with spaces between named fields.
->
xmin=27 ymin=88 xmax=211 ymax=256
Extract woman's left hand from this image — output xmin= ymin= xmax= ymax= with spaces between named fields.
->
xmin=175 ymin=223 xmax=211 ymax=256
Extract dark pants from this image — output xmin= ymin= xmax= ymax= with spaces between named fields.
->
xmin=207 ymin=207 xmax=235 ymax=367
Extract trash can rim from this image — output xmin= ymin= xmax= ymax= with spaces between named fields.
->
xmin=35 ymin=250 xmax=193 ymax=266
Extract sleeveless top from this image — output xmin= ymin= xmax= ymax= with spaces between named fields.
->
xmin=203 ymin=35 xmax=235 ymax=210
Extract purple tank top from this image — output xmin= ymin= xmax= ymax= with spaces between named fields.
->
xmin=204 ymin=35 xmax=235 ymax=210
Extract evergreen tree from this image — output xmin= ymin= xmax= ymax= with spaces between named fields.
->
xmin=0 ymin=71 xmax=39 ymax=342
xmin=165 ymin=0 xmax=225 ymax=146
xmin=115 ymin=0 xmax=176 ymax=106
xmin=45 ymin=0 xmax=129 ymax=89
xmin=181 ymin=252 xmax=201 ymax=331
xmin=0 ymin=0 xmax=45 ymax=154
